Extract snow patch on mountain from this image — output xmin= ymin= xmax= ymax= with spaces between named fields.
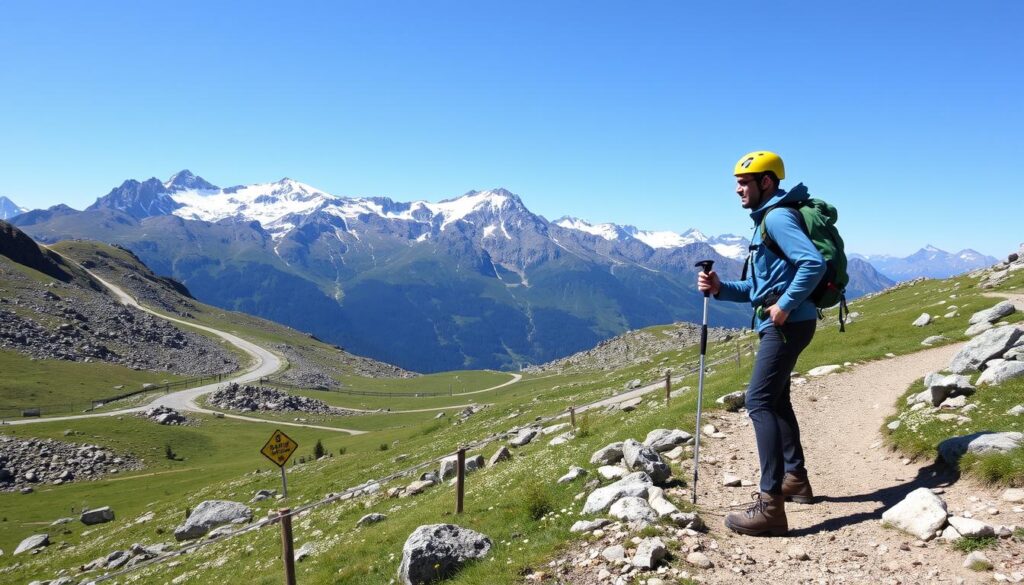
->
xmin=0 ymin=196 xmax=28 ymax=220
xmin=555 ymin=217 xmax=620 ymax=241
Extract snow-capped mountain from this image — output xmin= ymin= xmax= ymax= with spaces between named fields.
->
xmin=554 ymin=217 xmax=749 ymax=260
xmin=0 ymin=196 xmax=27 ymax=220
xmin=852 ymin=245 xmax=997 ymax=280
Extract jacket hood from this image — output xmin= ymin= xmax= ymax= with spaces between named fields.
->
xmin=749 ymin=183 xmax=810 ymax=223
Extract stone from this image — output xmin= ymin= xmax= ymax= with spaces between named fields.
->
xmin=464 ymin=455 xmax=485 ymax=473
xmin=642 ymin=429 xmax=693 ymax=452
xmin=439 ymin=456 xmax=459 ymax=481
xmin=173 ymin=500 xmax=252 ymax=541
xmin=541 ymin=422 xmax=570 ymax=435
xmin=548 ymin=432 xmax=573 ymax=447
xmin=357 ymin=513 xmax=387 ymax=527
xmin=1001 ymin=488 xmax=1024 ymax=503
xmin=669 ymin=511 xmax=704 ymax=530
xmin=716 ymin=390 xmax=745 ymax=411
xmin=398 ymin=524 xmax=491 ymax=585
xmin=921 ymin=335 xmax=948 ymax=346
xmin=940 ymin=395 xmax=968 ymax=409
xmin=590 ymin=442 xmax=624 ymax=465
xmin=645 ymin=486 xmax=679 ymax=518
xmin=949 ymin=326 xmax=1023 ymax=373
xmin=509 ymin=428 xmax=539 ymax=447
xmin=14 ymin=534 xmax=49 ymax=555
xmin=722 ymin=473 xmax=741 ymax=487
xmin=404 ymin=480 xmax=435 ymax=496
xmin=557 ymin=466 xmax=587 ymax=484
xmin=1008 ymin=405 xmax=1024 ymax=416
xmin=881 ymin=487 xmax=948 ymax=540
xmin=925 ymin=373 xmax=975 ymax=406
xmin=978 ymin=361 xmax=1024 ymax=386
xmin=940 ymin=525 xmax=962 ymax=542
xmin=963 ymin=551 xmax=992 ymax=571
xmin=598 ymin=465 xmax=628 ymax=480
xmin=609 ymin=496 xmax=659 ymax=524
xmin=601 ymin=544 xmax=626 ymax=562
xmin=488 ymin=446 xmax=511 ymax=466
xmin=621 ymin=440 xmax=671 ymax=484
xmin=939 ymin=432 xmax=1024 ymax=465
xmin=294 ymin=542 xmax=315 ymax=562
xmin=912 ymin=313 xmax=932 ymax=327
xmin=969 ymin=301 xmax=1016 ymax=325
xmin=947 ymin=516 xmax=995 ymax=538
xmin=81 ymin=506 xmax=115 ymax=525
xmin=965 ymin=322 xmax=995 ymax=337
xmin=569 ymin=518 xmax=610 ymax=533
xmin=619 ymin=397 xmax=642 ymax=411
xmin=632 ymin=537 xmax=667 ymax=569
xmin=687 ymin=551 xmax=713 ymax=569
xmin=582 ymin=472 xmax=654 ymax=514
xmin=787 ymin=545 xmax=810 ymax=561
xmin=808 ymin=364 xmax=842 ymax=376
xmin=664 ymin=446 xmax=685 ymax=460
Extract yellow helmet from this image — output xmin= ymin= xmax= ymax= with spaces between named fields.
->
xmin=734 ymin=151 xmax=785 ymax=180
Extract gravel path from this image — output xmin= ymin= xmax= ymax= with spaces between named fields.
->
xmin=674 ymin=341 xmax=1022 ymax=583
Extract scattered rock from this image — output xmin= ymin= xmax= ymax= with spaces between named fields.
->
xmin=969 ymin=301 xmax=1016 ymax=325
xmin=1001 ymin=488 xmax=1024 ymax=503
xmin=557 ymin=466 xmax=587 ymax=484
xmin=582 ymin=472 xmax=653 ymax=514
xmin=881 ymin=487 xmax=948 ymax=540
xmin=81 ymin=506 xmax=115 ymax=525
xmin=716 ymin=390 xmax=745 ymax=411
xmin=912 ymin=313 xmax=932 ymax=327
xmin=569 ymin=518 xmax=610 ymax=533
xmin=948 ymin=325 xmax=1023 ymax=373
xmin=14 ymin=534 xmax=49 ymax=555
xmin=787 ymin=545 xmax=810 ymax=561
xmin=294 ymin=542 xmax=315 ymax=562
xmin=357 ymin=513 xmax=387 ymax=527
xmin=939 ymin=432 xmax=1024 ymax=465
xmin=947 ymin=516 xmax=994 ymax=538
xmin=173 ymin=500 xmax=252 ymax=541
xmin=808 ymin=365 xmax=841 ymax=376
xmin=488 ymin=446 xmax=511 ymax=466
xmin=687 ymin=551 xmax=713 ymax=569
xmin=509 ymin=428 xmax=539 ymax=447
xmin=642 ymin=429 xmax=693 ymax=452
xmin=397 ymin=524 xmax=492 ymax=585
xmin=963 ymin=551 xmax=992 ymax=571
xmin=609 ymin=496 xmax=658 ymax=525
xmin=621 ymin=440 xmax=671 ymax=484
xmin=590 ymin=442 xmax=625 ymax=466
xmin=978 ymin=360 xmax=1024 ymax=385
xmin=631 ymin=537 xmax=667 ymax=569
xmin=921 ymin=335 xmax=948 ymax=346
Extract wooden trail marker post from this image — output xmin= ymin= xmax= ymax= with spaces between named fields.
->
xmin=456 ymin=447 xmax=466 ymax=514
xmin=278 ymin=508 xmax=297 ymax=585
xmin=664 ymin=369 xmax=672 ymax=404
xmin=261 ymin=429 xmax=298 ymax=498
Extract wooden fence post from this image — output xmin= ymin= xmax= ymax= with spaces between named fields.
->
xmin=569 ymin=407 xmax=576 ymax=429
xmin=664 ymin=370 xmax=672 ymax=404
xmin=456 ymin=447 xmax=466 ymax=514
xmin=278 ymin=508 xmax=297 ymax=585
xmin=735 ymin=340 xmax=742 ymax=367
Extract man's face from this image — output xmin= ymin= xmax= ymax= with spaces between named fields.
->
xmin=735 ymin=174 xmax=761 ymax=209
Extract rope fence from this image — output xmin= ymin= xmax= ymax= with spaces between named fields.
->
xmin=84 ymin=340 xmax=757 ymax=584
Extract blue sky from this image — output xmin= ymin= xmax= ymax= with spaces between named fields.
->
xmin=1 ymin=1 xmax=1020 ymax=257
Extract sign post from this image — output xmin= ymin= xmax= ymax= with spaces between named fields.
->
xmin=261 ymin=429 xmax=298 ymax=498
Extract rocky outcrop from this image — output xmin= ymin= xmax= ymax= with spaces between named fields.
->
xmin=0 ymin=436 xmax=142 ymax=492
xmin=207 ymin=383 xmax=361 ymax=415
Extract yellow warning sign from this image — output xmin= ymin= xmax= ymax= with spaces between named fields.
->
xmin=261 ymin=429 xmax=298 ymax=467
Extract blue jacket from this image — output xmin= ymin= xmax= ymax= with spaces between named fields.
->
xmin=716 ymin=183 xmax=826 ymax=333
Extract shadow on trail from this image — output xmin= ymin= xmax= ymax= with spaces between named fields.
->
xmin=788 ymin=460 xmax=959 ymax=537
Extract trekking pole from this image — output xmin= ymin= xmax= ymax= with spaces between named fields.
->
xmin=691 ymin=259 xmax=714 ymax=504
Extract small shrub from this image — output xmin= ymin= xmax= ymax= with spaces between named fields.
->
xmin=953 ymin=535 xmax=997 ymax=553
xmin=313 ymin=439 xmax=326 ymax=459
xmin=338 ymin=446 xmax=347 ymax=455
xmin=164 ymin=444 xmax=177 ymax=460
xmin=575 ymin=413 xmax=593 ymax=438
xmin=378 ymin=443 xmax=389 ymax=451
xmin=1013 ymin=527 xmax=1024 ymax=542
xmin=523 ymin=481 xmax=553 ymax=521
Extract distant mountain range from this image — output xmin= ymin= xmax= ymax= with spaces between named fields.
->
xmin=10 ymin=170 xmax=913 ymax=371
xmin=850 ymin=246 xmax=996 ymax=280
xmin=0 ymin=196 xmax=27 ymax=220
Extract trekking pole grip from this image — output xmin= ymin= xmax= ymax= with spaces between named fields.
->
xmin=695 ymin=260 xmax=715 ymax=298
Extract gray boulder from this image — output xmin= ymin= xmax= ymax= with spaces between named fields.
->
xmin=964 ymin=322 xmax=994 ymax=337
xmin=357 ymin=513 xmax=387 ymax=527
xmin=621 ymin=440 xmax=671 ymax=484
xmin=716 ymin=390 xmax=745 ymax=411
xmin=569 ymin=518 xmax=610 ymax=533
xmin=439 ymin=456 xmax=458 ymax=481
xmin=977 ymin=360 xmax=1024 ymax=385
xmin=589 ymin=442 xmax=624 ymax=465
xmin=643 ymin=429 xmax=693 ymax=453
xmin=465 ymin=455 xmax=485 ymax=473
xmin=582 ymin=472 xmax=653 ymax=514
xmin=14 ymin=534 xmax=49 ymax=555
xmin=939 ymin=432 xmax=1024 ymax=465
xmin=632 ymin=537 xmax=668 ymax=569
xmin=173 ymin=500 xmax=252 ymax=541
xmin=924 ymin=373 xmax=975 ymax=406
xmin=556 ymin=466 xmax=587 ymax=484
xmin=969 ymin=301 xmax=1016 ymax=325
xmin=912 ymin=313 xmax=932 ymax=327
xmin=609 ymin=496 xmax=658 ymax=525
xmin=949 ymin=326 xmax=1023 ymax=373
xmin=947 ymin=516 xmax=995 ymax=538
xmin=921 ymin=335 xmax=948 ymax=346
xmin=397 ymin=524 xmax=492 ymax=585
xmin=488 ymin=446 xmax=511 ymax=466
xmin=81 ymin=506 xmax=115 ymax=526
xmin=509 ymin=428 xmax=538 ymax=447
xmin=881 ymin=487 xmax=947 ymax=540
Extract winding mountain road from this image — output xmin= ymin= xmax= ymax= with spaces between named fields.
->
xmin=6 ymin=250 xmax=367 ymax=434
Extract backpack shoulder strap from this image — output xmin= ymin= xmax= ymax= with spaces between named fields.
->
xmin=759 ymin=202 xmax=807 ymax=264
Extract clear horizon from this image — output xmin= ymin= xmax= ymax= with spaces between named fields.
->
xmin=2 ymin=1 xmax=1021 ymax=258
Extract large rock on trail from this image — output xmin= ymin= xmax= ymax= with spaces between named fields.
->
xmin=948 ymin=325 xmax=1023 ymax=373
xmin=582 ymin=472 xmax=654 ymax=514
xmin=881 ymin=487 xmax=948 ymax=541
xmin=938 ymin=432 xmax=1024 ymax=465
xmin=398 ymin=524 xmax=492 ymax=585
xmin=173 ymin=500 xmax=252 ymax=541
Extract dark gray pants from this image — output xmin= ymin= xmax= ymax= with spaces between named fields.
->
xmin=746 ymin=319 xmax=816 ymax=494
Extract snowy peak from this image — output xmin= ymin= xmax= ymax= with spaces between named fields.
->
xmin=555 ymin=217 xmax=623 ymax=241
xmin=0 ymin=196 xmax=28 ymax=220
xmin=554 ymin=216 xmax=749 ymax=259
xmin=165 ymin=170 xmax=218 ymax=192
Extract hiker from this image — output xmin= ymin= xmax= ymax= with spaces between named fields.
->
xmin=697 ymin=151 xmax=826 ymax=536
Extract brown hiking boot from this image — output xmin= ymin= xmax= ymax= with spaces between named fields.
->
xmin=782 ymin=471 xmax=814 ymax=504
xmin=724 ymin=491 xmax=788 ymax=536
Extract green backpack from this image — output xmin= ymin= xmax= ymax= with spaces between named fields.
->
xmin=760 ymin=194 xmax=850 ymax=331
